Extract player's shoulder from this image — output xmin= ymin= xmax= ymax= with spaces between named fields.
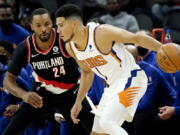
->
xmin=86 ymin=22 xmax=114 ymax=33
xmin=95 ymin=24 xmax=124 ymax=38
xmin=16 ymin=41 xmax=26 ymax=50
xmin=14 ymin=37 xmax=30 ymax=54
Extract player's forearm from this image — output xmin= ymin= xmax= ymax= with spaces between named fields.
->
xmin=75 ymin=71 xmax=94 ymax=104
xmin=135 ymin=34 xmax=162 ymax=51
xmin=3 ymin=72 xmax=27 ymax=99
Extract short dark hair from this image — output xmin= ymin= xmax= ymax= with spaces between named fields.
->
xmin=0 ymin=40 xmax=14 ymax=54
xmin=30 ymin=8 xmax=50 ymax=22
xmin=55 ymin=4 xmax=83 ymax=20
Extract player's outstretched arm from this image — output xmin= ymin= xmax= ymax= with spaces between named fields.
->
xmin=70 ymin=65 xmax=94 ymax=124
xmin=96 ymin=24 xmax=162 ymax=52
xmin=65 ymin=43 xmax=94 ymax=103
xmin=4 ymin=72 xmax=26 ymax=98
xmin=4 ymin=72 xmax=43 ymax=108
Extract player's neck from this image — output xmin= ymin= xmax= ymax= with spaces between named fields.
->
xmin=35 ymin=32 xmax=53 ymax=51
xmin=72 ymin=25 xmax=88 ymax=50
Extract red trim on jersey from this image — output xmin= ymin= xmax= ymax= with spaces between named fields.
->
xmin=37 ymin=75 xmax=76 ymax=90
xmin=25 ymin=36 xmax=31 ymax=63
xmin=32 ymin=28 xmax=56 ymax=54
xmin=59 ymin=35 xmax=70 ymax=58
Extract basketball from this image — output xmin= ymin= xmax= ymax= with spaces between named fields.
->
xmin=156 ymin=43 xmax=180 ymax=73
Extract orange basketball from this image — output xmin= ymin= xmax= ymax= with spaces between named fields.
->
xmin=156 ymin=43 xmax=180 ymax=73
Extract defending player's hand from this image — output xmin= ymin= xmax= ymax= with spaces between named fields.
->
xmin=158 ymin=106 xmax=175 ymax=120
xmin=71 ymin=102 xmax=82 ymax=124
xmin=22 ymin=92 xmax=43 ymax=108
xmin=3 ymin=104 xmax=19 ymax=118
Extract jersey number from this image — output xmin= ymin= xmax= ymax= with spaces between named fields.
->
xmin=52 ymin=66 xmax=66 ymax=78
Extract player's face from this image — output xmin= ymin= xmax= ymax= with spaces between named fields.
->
xmin=31 ymin=14 xmax=53 ymax=42
xmin=56 ymin=17 xmax=74 ymax=43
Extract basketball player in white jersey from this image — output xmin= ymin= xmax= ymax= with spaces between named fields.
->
xmin=55 ymin=4 xmax=163 ymax=135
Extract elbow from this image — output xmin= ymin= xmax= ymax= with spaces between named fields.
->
xmin=133 ymin=33 xmax=143 ymax=45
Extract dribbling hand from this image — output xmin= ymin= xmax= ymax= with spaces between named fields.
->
xmin=22 ymin=92 xmax=43 ymax=108
xmin=71 ymin=102 xmax=82 ymax=124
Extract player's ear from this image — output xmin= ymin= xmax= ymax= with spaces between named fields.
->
xmin=72 ymin=18 xmax=80 ymax=27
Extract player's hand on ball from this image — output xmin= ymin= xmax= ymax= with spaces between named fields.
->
xmin=156 ymin=43 xmax=180 ymax=73
xmin=22 ymin=91 xmax=43 ymax=108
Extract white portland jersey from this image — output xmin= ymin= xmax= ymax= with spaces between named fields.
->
xmin=70 ymin=22 xmax=140 ymax=85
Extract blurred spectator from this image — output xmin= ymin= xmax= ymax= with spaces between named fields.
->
xmin=122 ymin=0 xmax=154 ymax=13
xmin=158 ymin=71 xmax=180 ymax=135
xmin=152 ymin=0 xmax=180 ymax=26
xmin=0 ymin=40 xmax=31 ymax=134
xmin=125 ymin=45 xmax=176 ymax=135
xmin=130 ymin=0 xmax=154 ymax=30
xmin=83 ymin=0 xmax=107 ymax=24
xmin=13 ymin=0 xmax=43 ymax=32
xmin=19 ymin=13 xmax=32 ymax=32
xmin=56 ymin=0 xmax=84 ymax=9
xmin=0 ymin=3 xmax=29 ymax=45
xmin=136 ymin=30 xmax=176 ymax=88
xmin=0 ymin=0 xmax=5 ymax=4
xmin=16 ymin=0 xmax=43 ymax=22
xmin=96 ymin=0 xmax=107 ymax=6
xmin=134 ymin=0 xmax=154 ymax=11
xmin=162 ymin=10 xmax=180 ymax=44
xmin=99 ymin=0 xmax=139 ymax=32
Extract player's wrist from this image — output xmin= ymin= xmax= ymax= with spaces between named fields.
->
xmin=19 ymin=90 xmax=27 ymax=100
xmin=75 ymin=99 xmax=82 ymax=104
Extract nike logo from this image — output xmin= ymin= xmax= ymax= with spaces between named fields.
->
xmin=53 ymin=52 xmax=60 ymax=55
xmin=31 ymin=54 xmax=40 ymax=58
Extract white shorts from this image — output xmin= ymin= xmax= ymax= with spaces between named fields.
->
xmin=92 ymin=69 xmax=148 ymax=134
